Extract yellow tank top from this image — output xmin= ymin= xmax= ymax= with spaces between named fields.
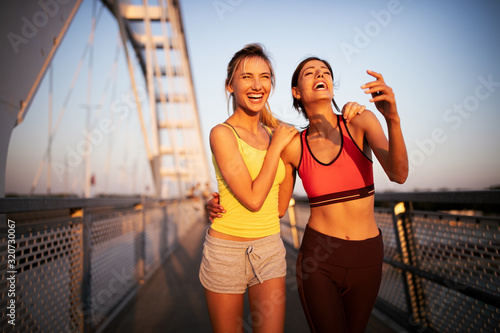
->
xmin=211 ymin=123 xmax=285 ymax=238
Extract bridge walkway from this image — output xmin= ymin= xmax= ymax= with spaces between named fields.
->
xmin=103 ymin=220 xmax=405 ymax=333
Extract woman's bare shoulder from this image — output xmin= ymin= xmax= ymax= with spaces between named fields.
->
xmin=348 ymin=109 xmax=380 ymax=130
xmin=281 ymin=131 xmax=301 ymax=167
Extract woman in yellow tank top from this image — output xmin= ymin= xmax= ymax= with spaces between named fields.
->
xmin=199 ymin=43 xmax=297 ymax=333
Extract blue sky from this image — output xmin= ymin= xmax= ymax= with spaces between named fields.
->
xmin=5 ymin=0 xmax=500 ymax=196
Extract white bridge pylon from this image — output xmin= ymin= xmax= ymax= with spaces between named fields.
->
xmin=0 ymin=0 xmax=209 ymax=198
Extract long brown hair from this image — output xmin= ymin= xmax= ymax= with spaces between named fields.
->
xmin=225 ymin=43 xmax=280 ymax=128
xmin=291 ymin=57 xmax=341 ymax=119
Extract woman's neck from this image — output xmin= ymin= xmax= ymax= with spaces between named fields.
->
xmin=228 ymin=110 xmax=262 ymax=134
xmin=306 ymin=104 xmax=338 ymax=137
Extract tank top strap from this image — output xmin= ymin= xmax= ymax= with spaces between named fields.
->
xmin=221 ymin=122 xmax=241 ymax=138
xmin=223 ymin=122 xmax=273 ymax=146
xmin=262 ymin=125 xmax=272 ymax=144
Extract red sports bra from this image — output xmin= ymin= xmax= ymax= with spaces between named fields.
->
xmin=298 ymin=115 xmax=374 ymax=208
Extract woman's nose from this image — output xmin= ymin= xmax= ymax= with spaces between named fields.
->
xmin=252 ymin=78 xmax=262 ymax=89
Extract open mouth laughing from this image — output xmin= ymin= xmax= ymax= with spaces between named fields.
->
xmin=313 ymin=81 xmax=328 ymax=91
xmin=247 ymin=93 xmax=264 ymax=101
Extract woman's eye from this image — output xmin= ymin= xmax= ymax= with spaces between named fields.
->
xmin=304 ymin=72 xmax=312 ymax=76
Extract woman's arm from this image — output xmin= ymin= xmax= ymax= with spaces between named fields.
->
xmin=359 ymin=70 xmax=408 ymax=183
xmin=278 ymin=163 xmax=296 ymax=218
xmin=210 ymin=124 xmax=297 ymax=212
xmin=207 ymin=164 xmax=295 ymax=219
xmin=277 ymin=134 xmax=301 ymax=217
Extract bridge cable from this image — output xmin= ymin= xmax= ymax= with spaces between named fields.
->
xmin=29 ymin=3 xmax=105 ymax=195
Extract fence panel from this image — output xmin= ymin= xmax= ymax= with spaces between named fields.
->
xmin=1 ymin=211 xmax=84 ymax=332
xmin=0 ymin=197 xmax=205 ymax=333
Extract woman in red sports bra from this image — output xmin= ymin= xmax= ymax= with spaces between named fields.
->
xmin=279 ymin=57 xmax=408 ymax=333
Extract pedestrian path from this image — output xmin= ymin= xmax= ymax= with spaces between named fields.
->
xmin=103 ymin=220 xmax=404 ymax=332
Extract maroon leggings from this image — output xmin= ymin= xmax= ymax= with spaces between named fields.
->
xmin=296 ymin=225 xmax=384 ymax=333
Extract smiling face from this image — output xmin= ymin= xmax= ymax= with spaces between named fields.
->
xmin=226 ymin=56 xmax=272 ymax=115
xmin=292 ymin=59 xmax=334 ymax=106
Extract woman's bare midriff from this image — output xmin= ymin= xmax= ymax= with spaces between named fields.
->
xmin=307 ymin=196 xmax=380 ymax=240
xmin=208 ymin=228 xmax=264 ymax=241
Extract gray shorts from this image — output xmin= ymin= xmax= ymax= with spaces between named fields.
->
xmin=199 ymin=228 xmax=287 ymax=294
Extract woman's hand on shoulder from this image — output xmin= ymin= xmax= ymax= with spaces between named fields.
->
xmin=342 ymin=102 xmax=366 ymax=123
xmin=270 ymin=124 xmax=298 ymax=152
xmin=345 ymin=109 xmax=382 ymax=146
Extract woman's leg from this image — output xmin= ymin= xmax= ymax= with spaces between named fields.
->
xmin=248 ymin=277 xmax=286 ymax=333
xmin=296 ymin=251 xmax=348 ymax=333
xmin=204 ymin=289 xmax=245 ymax=333
xmin=342 ymin=264 xmax=383 ymax=333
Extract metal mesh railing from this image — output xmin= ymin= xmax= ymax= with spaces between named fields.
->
xmin=412 ymin=212 xmax=499 ymax=296
xmin=410 ymin=211 xmax=500 ymax=332
xmin=0 ymin=197 xmax=205 ymax=333
xmin=144 ymin=206 xmax=166 ymax=279
xmin=1 ymin=214 xmax=84 ymax=333
xmin=376 ymin=208 xmax=411 ymax=315
xmin=280 ymin=192 xmax=500 ymax=332
xmin=89 ymin=209 xmax=141 ymax=328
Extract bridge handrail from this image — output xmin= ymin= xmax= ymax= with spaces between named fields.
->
xmin=374 ymin=190 xmax=500 ymax=205
xmin=0 ymin=197 xmax=166 ymax=213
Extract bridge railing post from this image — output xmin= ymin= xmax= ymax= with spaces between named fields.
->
xmin=80 ymin=207 xmax=92 ymax=333
xmin=391 ymin=201 xmax=429 ymax=332
xmin=134 ymin=203 xmax=145 ymax=284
